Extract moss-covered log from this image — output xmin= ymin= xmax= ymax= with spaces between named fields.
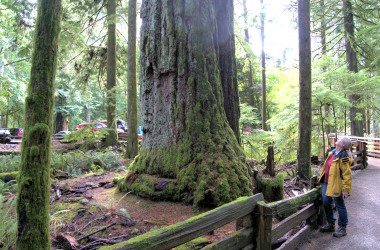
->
xmin=119 ymin=0 xmax=252 ymax=207
xmin=256 ymin=173 xmax=284 ymax=202
xmin=16 ymin=0 xmax=63 ymax=249
xmin=0 ymin=171 xmax=18 ymax=182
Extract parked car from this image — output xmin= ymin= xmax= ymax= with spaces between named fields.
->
xmin=9 ymin=128 xmax=23 ymax=138
xmin=54 ymin=131 xmax=71 ymax=136
xmin=0 ymin=128 xmax=12 ymax=144
xmin=74 ymin=123 xmax=107 ymax=131
xmin=100 ymin=119 xmax=128 ymax=132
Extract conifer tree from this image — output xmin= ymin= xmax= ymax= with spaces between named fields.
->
xmin=297 ymin=0 xmax=312 ymax=179
xmin=106 ymin=0 xmax=118 ymax=146
xmin=16 ymin=0 xmax=63 ymax=248
xmin=126 ymin=0 xmax=138 ymax=158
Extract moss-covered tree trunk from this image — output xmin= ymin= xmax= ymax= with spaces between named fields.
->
xmin=126 ymin=0 xmax=138 ymax=158
xmin=16 ymin=0 xmax=63 ymax=248
xmin=106 ymin=0 xmax=118 ymax=146
xmin=342 ymin=0 xmax=363 ymax=137
xmin=123 ymin=0 xmax=252 ymax=207
xmin=297 ymin=0 xmax=312 ymax=179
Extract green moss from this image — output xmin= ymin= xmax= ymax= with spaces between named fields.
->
xmin=0 ymin=171 xmax=19 ymax=181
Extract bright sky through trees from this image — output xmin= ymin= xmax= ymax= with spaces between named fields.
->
xmin=240 ymin=0 xmax=298 ymax=66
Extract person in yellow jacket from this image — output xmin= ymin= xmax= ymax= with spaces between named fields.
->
xmin=318 ymin=137 xmax=353 ymax=237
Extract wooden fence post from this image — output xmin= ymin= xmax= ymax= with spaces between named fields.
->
xmin=362 ymin=142 xmax=367 ymax=169
xmin=254 ymin=201 xmax=273 ymax=250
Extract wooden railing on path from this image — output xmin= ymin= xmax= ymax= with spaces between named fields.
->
xmin=329 ymin=135 xmax=380 ymax=159
xmin=328 ymin=135 xmax=371 ymax=170
xmin=100 ymin=188 xmax=322 ymax=250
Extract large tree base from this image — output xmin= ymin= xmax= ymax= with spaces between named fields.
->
xmin=115 ymin=173 xmax=180 ymax=202
xmin=117 ymin=141 xmax=254 ymax=208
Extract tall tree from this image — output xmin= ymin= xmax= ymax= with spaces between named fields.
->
xmin=243 ymin=0 xmax=255 ymax=108
xmin=106 ymin=0 xmax=118 ymax=146
xmin=297 ymin=0 xmax=312 ymax=179
xmin=260 ymin=0 xmax=267 ymax=131
xmin=126 ymin=0 xmax=138 ymax=158
xmin=121 ymin=0 xmax=252 ymax=207
xmin=343 ymin=0 xmax=363 ymax=136
xmin=16 ymin=0 xmax=63 ymax=248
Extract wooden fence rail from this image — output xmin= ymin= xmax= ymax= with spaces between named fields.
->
xmin=100 ymin=188 xmax=322 ymax=250
xmin=328 ymin=135 xmax=369 ymax=170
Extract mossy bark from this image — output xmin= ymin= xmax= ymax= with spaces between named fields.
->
xmin=126 ymin=0 xmax=139 ymax=158
xmin=16 ymin=0 xmax=63 ymax=249
xmin=106 ymin=0 xmax=118 ymax=146
xmin=121 ymin=0 xmax=252 ymax=207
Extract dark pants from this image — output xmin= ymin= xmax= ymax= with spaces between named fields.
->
xmin=322 ymin=182 xmax=348 ymax=226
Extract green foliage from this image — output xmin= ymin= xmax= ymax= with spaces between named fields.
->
xmin=62 ymin=127 xmax=108 ymax=150
xmin=51 ymin=149 xmax=123 ymax=178
xmin=0 ymin=194 xmax=17 ymax=249
xmin=239 ymin=103 xmax=272 ymax=161
xmin=0 ymin=155 xmax=20 ymax=173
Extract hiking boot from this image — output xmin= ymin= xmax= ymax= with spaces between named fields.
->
xmin=320 ymin=222 xmax=335 ymax=232
xmin=333 ymin=226 xmax=347 ymax=237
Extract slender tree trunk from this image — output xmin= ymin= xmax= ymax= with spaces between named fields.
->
xmin=343 ymin=0 xmax=363 ymax=136
xmin=85 ymin=105 xmax=91 ymax=122
xmin=121 ymin=0 xmax=252 ymax=207
xmin=320 ymin=0 xmax=331 ymax=141
xmin=216 ymin=0 xmax=241 ymax=142
xmin=243 ymin=0 xmax=254 ymax=108
xmin=126 ymin=0 xmax=138 ymax=158
xmin=16 ymin=0 xmax=62 ymax=248
xmin=297 ymin=0 xmax=312 ymax=179
xmin=260 ymin=0 xmax=267 ymax=131
xmin=106 ymin=0 xmax=118 ymax=146
xmin=54 ymin=92 xmax=68 ymax=132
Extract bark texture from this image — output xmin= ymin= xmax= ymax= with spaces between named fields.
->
xmin=297 ymin=0 xmax=312 ymax=179
xmin=215 ymin=0 xmax=241 ymax=142
xmin=16 ymin=0 xmax=63 ymax=248
xmin=126 ymin=0 xmax=138 ymax=158
xmin=106 ymin=0 xmax=118 ymax=146
xmin=121 ymin=0 xmax=252 ymax=207
xmin=343 ymin=0 xmax=363 ymax=136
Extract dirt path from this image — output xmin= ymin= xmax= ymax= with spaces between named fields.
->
xmin=297 ymin=157 xmax=380 ymax=249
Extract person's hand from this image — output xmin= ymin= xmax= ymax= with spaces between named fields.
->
xmin=342 ymin=191 xmax=349 ymax=199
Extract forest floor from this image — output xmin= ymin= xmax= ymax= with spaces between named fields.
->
xmin=1 ymin=141 xmax=236 ymax=249
xmin=1 ymin=140 xmax=338 ymax=249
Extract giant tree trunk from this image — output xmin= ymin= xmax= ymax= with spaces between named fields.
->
xmin=260 ymin=0 xmax=267 ymax=131
xmin=343 ymin=0 xmax=363 ymax=136
xmin=106 ymin=0 xmax=118 ymax=146
xmin=121 ymin=0 xmax=252 ymax=207
xmin=16 ymin=0 xmax=62 ymax=248
xmin=126 ymin=0 xmax=138 ymax=158
xmin=297 ymin=0 xmax=312 ymax=179
xmin=216 ymin=1 xmax=241 ymax=142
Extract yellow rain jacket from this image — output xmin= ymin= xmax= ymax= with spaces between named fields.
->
xmin=318 ymin=150 xmax=353 ymax=197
